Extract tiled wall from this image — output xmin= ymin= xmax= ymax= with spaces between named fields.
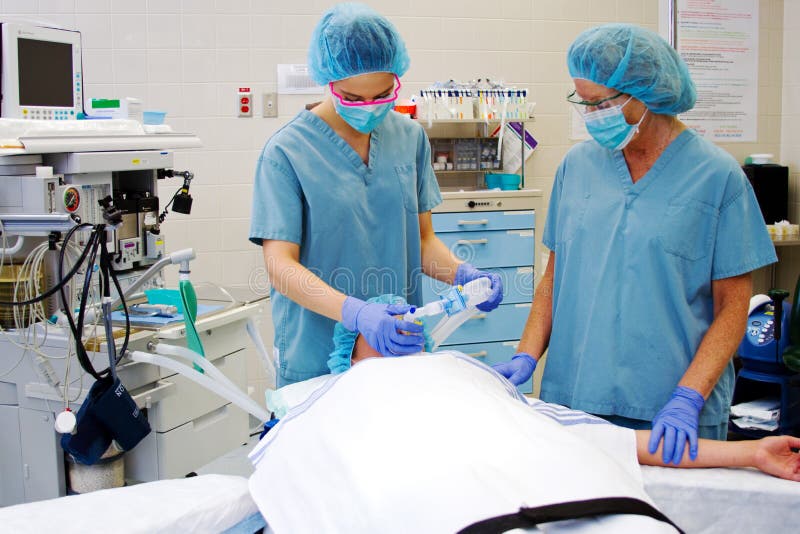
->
xmin=783 ymin=0 xmax=800 ymax=222
xmin=4 ymin=0 xmax=789 ymax=395
xmin=775 ymin=0 xmax=800 ymax=297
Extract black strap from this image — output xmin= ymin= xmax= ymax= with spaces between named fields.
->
xmin=458 ymin=496 xmax=684 ymax=534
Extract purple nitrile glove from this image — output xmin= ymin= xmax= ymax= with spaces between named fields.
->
xmin=648 ymin=385 xmax=705 ymax=465
xmin=454 ymin=263 xmax=503 ymax=312
xmin=341 ymin=297 xmax=424 ymax=356
xmin=492 ymin=352 xmax=537 ymax=386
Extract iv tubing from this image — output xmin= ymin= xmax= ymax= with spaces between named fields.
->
xmin=129 ymin=351 xmax=269 ymax=422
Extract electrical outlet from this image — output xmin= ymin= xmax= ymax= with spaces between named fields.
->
xmin=263 ymin=92 xmax=278 ymax=118
xmin=238 ymin=87 xmax=252 ymax=117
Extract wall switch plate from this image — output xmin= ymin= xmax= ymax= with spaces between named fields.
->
xmin=263 ymin=92 xmax=278 ymax=118
xmin=238 ymin=87 xmax=252 ymax=117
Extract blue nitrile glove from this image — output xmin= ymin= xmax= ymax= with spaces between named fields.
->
xmin=648 ymin=385 xmax=705 ymax=465
xmin=492 ymin=352 xmax=537 ymax=385
xmin=341 ymin=297 xmax=424 ymax=356
xmin=454 ymin=263 xmax=503 ymax=312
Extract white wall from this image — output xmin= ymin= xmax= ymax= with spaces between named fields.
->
xmin=4 ymin=0 xmax=791 ymax=394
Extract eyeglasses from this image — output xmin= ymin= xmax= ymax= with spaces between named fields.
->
xmin=330 ymin=75 xmax=401 ymax=107
xmin=566 ymin=89 xmax=625 ymax=113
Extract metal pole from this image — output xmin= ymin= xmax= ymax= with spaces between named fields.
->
xmin=668 ymin=0 xmax=678 ymax=48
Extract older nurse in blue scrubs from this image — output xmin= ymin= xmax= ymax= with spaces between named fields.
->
xmin=249 ymin=3 xmax=502 ymax=387
xmin=493 ymin=24 xmax=776 ymax=464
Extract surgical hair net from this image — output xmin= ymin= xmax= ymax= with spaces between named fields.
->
xmin=308 ymin=2 xmax=410 ymax=85
xmin=327 ymin=294 xmax=433 ymax=374
xmin=567 ymin=23 xmax=696 ymax=115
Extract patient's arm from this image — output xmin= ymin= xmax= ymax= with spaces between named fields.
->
xmin=635 ymin=430 xmax=800 ymax=481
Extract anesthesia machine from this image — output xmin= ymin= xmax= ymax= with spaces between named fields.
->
xmin=0 ymin=22 xmax=266 ymax=507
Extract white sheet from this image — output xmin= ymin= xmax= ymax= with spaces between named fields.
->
xmin=0 ymin=474 xmax=258 ymax=534
xmin=642 ymin=464 xmax=800 ymax=533
xmin=253 ymin=354 xmax=800 ymax=532
xmin=249 ymin=352 xmax=676 ymax=533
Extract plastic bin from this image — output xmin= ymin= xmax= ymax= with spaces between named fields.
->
xmin=485 ymin=173 xmax=520 ymax=190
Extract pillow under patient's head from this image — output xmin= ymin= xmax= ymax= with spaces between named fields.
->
xmin=327 ymin=294 xmax=432 ymax=374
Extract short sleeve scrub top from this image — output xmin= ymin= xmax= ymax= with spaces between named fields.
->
xmin=540 ymin=129 xmax=776 ymax=426
xmin=250 ymin=110 xmax=442 ymax=386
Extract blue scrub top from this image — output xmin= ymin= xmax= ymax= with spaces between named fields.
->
xmin=250 ymin=110 xmax=442 ymax=386
xmin=541 ymin=129 xmax=776 ymax=425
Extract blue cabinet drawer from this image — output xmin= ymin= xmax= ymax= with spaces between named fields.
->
xmin=440 ymin=303 xmax=530 ymax=346
xmin=445 ymin=341 xmax=518 ymax=364
xmin=438 ymin=230 xmax=534 ymax=269
xmin=432 ymin=210 xmax=535 ymax=233
xmin=442 ymin=341 xmax=532 ymax=394
xmin=419 ymin=266 xmax=534 ymax=305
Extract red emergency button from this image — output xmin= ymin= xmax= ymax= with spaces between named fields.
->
xmin=240 ymin=96 xmax=250 ymax=105
xmin=241 ymin=105 xmax=250 ymax=113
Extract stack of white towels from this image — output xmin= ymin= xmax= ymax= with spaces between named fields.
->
xmin=730 ymin=397 xmax=780 ymax=431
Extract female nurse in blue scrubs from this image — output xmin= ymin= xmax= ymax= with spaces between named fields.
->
xmin=493 ymin=24 xmax=776 ymax=465
xmin=249 ymin=3 xmax=502 ymax=387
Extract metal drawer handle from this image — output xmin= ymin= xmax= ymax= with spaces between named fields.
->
xmin=456 ymin=238 xmax=489 ymax=245
xmin=467 ymin=350 xmax=488 ymax=358
xmin=131 ymin=380 xmax=175 ymax=409
xmin=469 ymin=313 xmax=487 ymax=321
xmin=457 ymin=219 xmax=489 ymax=226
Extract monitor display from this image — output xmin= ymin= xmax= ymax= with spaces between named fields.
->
xmin=17 ymin=37 xmax=73 ymax=107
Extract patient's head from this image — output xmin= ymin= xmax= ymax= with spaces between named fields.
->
xmin=352 ymin=333 xmax=380 ymax=363
xmin=327 ymin=294 xmax=431 ymax=374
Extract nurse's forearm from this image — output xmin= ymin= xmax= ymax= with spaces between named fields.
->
xmin=421 ymin=238 xmax=461 ymax=283
xmin=679 ymin=273 xmax=751 ymax=398
xmin=419 ymin=212 xmax=461 ymax=284
xmin=262 ymin=241 xmax=347 ymax=321
xmin=516 ymin=251 xmax=555 ymax=359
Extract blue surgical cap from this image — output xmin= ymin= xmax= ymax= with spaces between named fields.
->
xmin=567 ymin=23 xmax=696 ymax=115
xmin=327 ymin=294 xmax=433 ymax=374
xmin=308 ymin=2 xmax=410 ymax=85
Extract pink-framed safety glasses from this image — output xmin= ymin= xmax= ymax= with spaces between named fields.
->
xmin=329 ymin=74 xmax=402 ymax=107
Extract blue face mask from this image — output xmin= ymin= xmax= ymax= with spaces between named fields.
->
xmin=583 ymin=96 xmax=647 ymax=150
xmin=333 ymin=98 xmax=394 ymax=134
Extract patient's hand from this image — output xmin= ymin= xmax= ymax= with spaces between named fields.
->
xmin=752 ymin=435 xmax=800 ymax=481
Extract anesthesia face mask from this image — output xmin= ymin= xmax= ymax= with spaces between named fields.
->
xmin=404 ymin=278 xmax=492 ymax=349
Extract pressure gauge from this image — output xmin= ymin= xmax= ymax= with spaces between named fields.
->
xmin=62 ymin=187 xmax=80 ymax=212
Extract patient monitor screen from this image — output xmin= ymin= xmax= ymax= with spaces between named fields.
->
xmin=17 ymin=38 xmax=73 ymax=107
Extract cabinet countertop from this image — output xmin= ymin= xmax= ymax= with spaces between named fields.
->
xmin=441 ymin=189 xmax=543 ymax=199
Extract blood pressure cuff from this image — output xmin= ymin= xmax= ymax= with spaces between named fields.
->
xmin=61 ymin=376 xmax=151 ymax=464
